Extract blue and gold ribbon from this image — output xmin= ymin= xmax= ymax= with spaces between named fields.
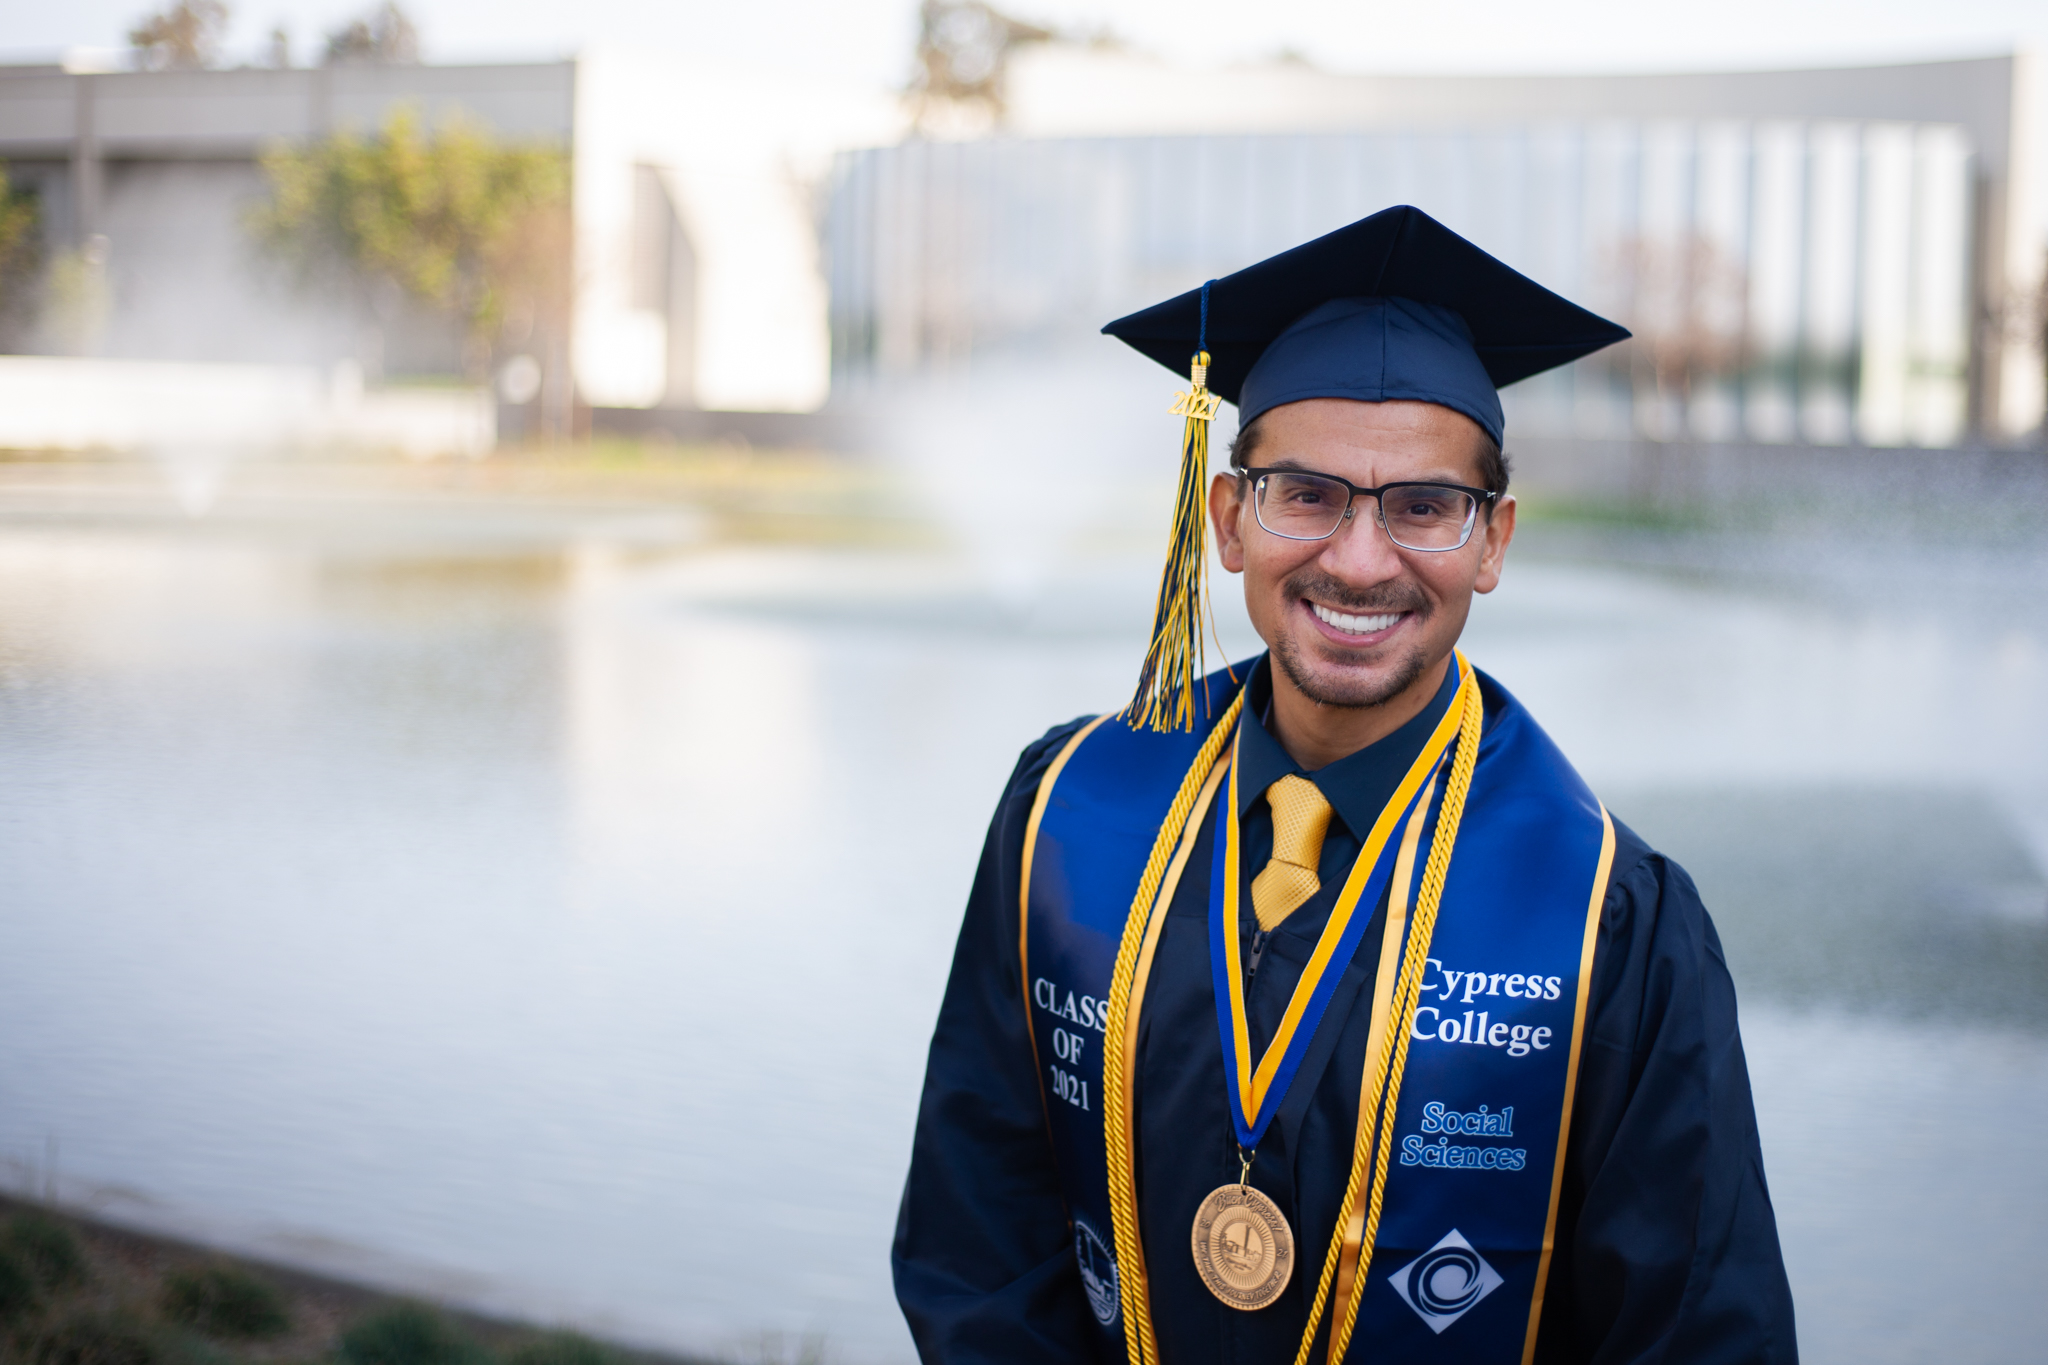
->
xmin=1208 ymin=656 xmax=1476 ymax=1151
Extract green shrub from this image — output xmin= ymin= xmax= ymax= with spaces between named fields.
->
xmin=0 ymin=1244 xmax=39 ymax=1323
xmin=24 ymin=1310 xmax=161 ymax=1365
xmin=504 ymin=1334 xmax=621 ymax=1365
xmin=336 ymin=1304 xmax=492 ymax=1365
xmin=5 ymin=1213 xmax=88 ymax=1289
xmin=159 ymin=1265 xmax=290 ymax=1340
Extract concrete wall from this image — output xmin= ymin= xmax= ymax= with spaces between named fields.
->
xmin=0 ymin=62 xmax=576 ymax=240
xmin=566 ymin=50 xmax=901 ymax=412
xmin=0 ymin=355 xmax=493 ymax=457
xmin=6 ymin=63 xmax=575 ymax=145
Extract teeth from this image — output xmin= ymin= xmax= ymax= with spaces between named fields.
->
xmin=1313 ymin=604 xmax=1400 ymax=635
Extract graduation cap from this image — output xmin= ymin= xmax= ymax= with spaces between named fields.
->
xmin=1102 ymin=205 xmax=1628 ymax=733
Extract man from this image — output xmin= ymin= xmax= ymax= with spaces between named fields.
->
xmin=894 ymin=207 xmax=1795 ymax=1365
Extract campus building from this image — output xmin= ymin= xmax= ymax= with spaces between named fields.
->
xmin=0 ymin=47 xmax=2040 ymax=450
xmin=0 ymin=52 xmax=882 ymax=449
xmin=827 ymin=49 xmax=2048 ymax=446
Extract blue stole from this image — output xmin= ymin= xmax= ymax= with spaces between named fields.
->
xmin=1021 ymin=659 xmax=1615 ymax=1363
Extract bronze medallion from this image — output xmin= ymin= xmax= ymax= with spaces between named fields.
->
xmin=1190 ymin=1182 xmax=1295 ymax=1310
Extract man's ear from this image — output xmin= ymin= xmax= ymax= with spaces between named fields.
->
xmin=1473 ymin=495 xmax=1516 ymax=594
xmin=1209 ymin=471 xmax=1247 ymax=573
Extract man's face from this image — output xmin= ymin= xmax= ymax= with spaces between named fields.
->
xmin=1208 ymin=398 xmax=1516 ymax=710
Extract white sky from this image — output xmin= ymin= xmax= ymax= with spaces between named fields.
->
xmin=8 ymin=0 xmax=2044 ymax=88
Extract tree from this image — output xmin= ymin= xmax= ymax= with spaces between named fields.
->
xmin=1607 ymin=232 xmax=1751 ymax=437
xmin=249 ymin=106 xmax=567 ymax=375
xmin=323 ymin=3 xmax=420 ymax=67
xmin=907 ymin=1 xmax=1055 ymax=132
xmin=128 ymin=0 xmax=230 ymax=72
xmin=0 ymin=164 xmax=42 ymax=349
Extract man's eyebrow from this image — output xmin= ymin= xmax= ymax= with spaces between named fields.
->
xmin=1258 ymin=456 xmax=1476 ymax=484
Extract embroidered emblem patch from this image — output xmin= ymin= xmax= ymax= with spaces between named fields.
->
xmin=1074 ymin=1217 xmax=1121 ymax=1326
xmin=1387 ymin=1228 xmax=1504 ymax=1333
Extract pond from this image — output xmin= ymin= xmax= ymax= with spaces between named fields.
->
xmin=0 ymin=462 xmax=2043 ymax=1364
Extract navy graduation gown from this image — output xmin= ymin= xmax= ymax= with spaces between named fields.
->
xmin=893 ymin=662 xmax=1796 ymax=1364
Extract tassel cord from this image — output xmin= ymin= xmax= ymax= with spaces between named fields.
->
xmin=1130 ymin=351 xmax=1219 ymax=733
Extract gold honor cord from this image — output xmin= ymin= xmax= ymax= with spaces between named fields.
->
xmin=1518 ymin=808 xmax=1616 ymax=1365
xmin=1019 ymin=713 xmax=1121 ymax=1146
xmin=1101 ymin=655 xmax=1481 ymax=1365
xmin=1324 ymin=770 xmax=1437 ymax=1352
xmin=1125 ymin=757 xmax=1233 ymax=1142
xmin=1281 ymin=663 xmax=1483 ymax=1365
xmin=1102 ymin=690 xmax=1245 ymax=1365
xmin=1320 ymin=670 xmax=1485 ymax=1365
xmin=1220 ymin=679 xmax=1471 ymax=1133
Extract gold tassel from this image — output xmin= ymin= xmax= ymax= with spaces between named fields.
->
xmin=1128 ymin=351 xmax=1222 ymax=733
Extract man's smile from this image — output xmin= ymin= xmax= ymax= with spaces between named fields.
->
xmin=1305 ymin=599 xmax=1410 ymax=645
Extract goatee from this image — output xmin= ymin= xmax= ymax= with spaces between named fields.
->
xmin=1273 ymin=570 xmax=1432 ymax=710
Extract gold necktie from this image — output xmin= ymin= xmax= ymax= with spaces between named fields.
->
xmin=1250 ymin=774 xmax=1334 ymax=932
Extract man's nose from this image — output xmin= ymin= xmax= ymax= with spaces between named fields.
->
xmin=1316 ymin=497 xmax=1406 ymax=580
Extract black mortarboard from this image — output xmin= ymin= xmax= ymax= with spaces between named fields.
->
xmin=1102 ymin=204 xmax=1630 ymax=446
xmin=1106 ymin=205 xmax=1627 ymax=735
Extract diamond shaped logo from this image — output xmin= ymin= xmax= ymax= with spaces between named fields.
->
xmin=1387 ymin=1229 xmax=1505 ymax=1333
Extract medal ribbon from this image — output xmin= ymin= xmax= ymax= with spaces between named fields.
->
xmin=1209 ymin=657 xmax=1475 ymax=1150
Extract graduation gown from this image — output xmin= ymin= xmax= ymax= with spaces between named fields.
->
xmin=893 ymin=657 xmax=1797 ymax=1364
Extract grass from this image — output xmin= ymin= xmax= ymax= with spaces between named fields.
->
xmin=0 ymin=1245 xmax=39 ymax=1323
xmin=503 ymin=1334 xmax=627 ymax=1365
xmin=0 ymin=1203 xmax=713 ymax=1365
xmin=19 ymin=1307 xmax=211 ymax=1365
xmin=0 ymin=441 xmax=933 ymax=551
xmin=337 ymin=1304 xmax=492 ymax=1365
xmin=158 ymin=1267 xmax=290 ymax=1341
xmin=5 ymin=1216 xmax=89 ymax=1292
xmin=0 ymin=1212 xmax=253 ymax=1365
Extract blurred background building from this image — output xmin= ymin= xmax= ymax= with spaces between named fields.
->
xmin=0 ymin=36 xmax=893 ymax=452
xmin=831 ymin=46 xmax=2046 ymax=448
xmin=0 ymin=6 xmax=2041 ymax=451
xmin=0 ymin=61 xmax=573 ymax=376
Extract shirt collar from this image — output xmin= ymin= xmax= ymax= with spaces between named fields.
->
xmin=1234 ymin=653 xmax=1462 ymax=840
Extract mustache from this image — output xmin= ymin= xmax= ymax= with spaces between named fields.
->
xmin=1283 ymin=569 xmax=1430 ymax=618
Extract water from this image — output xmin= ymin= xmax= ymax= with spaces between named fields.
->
xmin=0 ymin=466 xmax=2043 ymax=1363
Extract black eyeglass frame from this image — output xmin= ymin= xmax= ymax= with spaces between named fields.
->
xmin=1236 ymin=465 xmax=1501 ymax=551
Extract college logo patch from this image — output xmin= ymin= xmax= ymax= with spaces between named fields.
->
xmin=1074 ymin=1217 xmax=1121 ymax=1326
xmin=1387 ymin=1229 xmax=1504 ymax=1333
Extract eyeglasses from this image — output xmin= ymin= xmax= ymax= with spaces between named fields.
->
xmin=1239 ymin=466 xmax=1498 ymax=551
